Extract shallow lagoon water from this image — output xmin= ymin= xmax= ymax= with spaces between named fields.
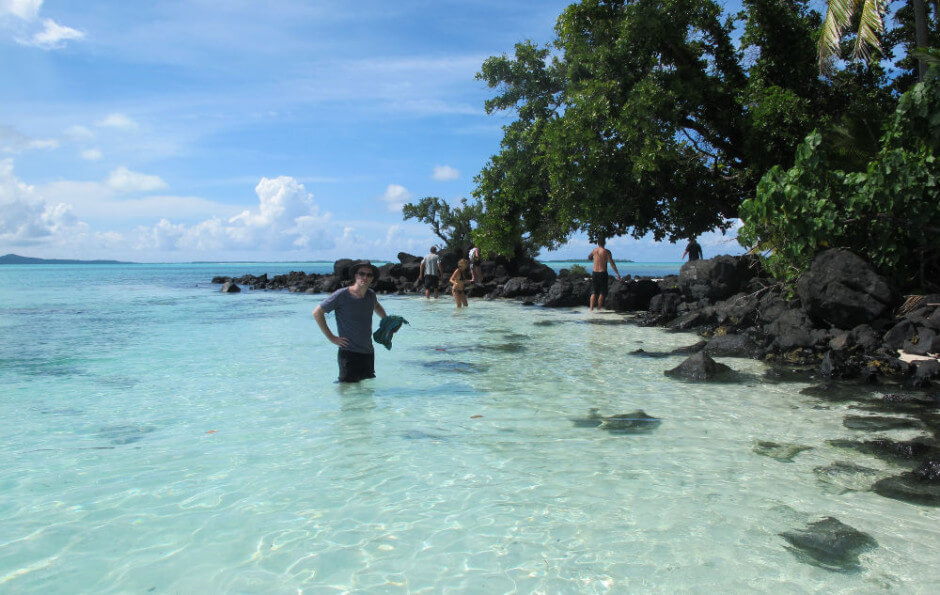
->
xmin=1 ymin=263 xmax=938 ymax=592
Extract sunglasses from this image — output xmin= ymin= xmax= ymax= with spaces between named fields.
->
xmin=356 ymin=271 xmax=374 ymax=278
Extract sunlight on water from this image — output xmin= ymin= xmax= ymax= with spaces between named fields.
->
xmin=1 ymin=264 xmax=937 ymax=592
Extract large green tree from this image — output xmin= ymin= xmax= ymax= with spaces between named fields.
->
xmin=473 ymin=0 xmax=848 ymax=255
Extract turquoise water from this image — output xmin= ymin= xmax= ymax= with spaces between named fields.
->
xmin=1 ymin=263 xmax=938 ymax=592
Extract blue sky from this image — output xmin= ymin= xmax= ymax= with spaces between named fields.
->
xmin=1 ymin=0 xmax=751 ymax=262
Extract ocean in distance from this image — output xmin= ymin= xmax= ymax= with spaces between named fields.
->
xmin=1 ymin=262 xmax=938 ymax=592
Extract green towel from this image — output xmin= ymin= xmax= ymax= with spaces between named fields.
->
xmin=373 ymin=315 xmax=409 ymax=350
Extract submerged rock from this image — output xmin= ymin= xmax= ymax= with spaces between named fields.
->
xmin=570 ymin=408 xmax=662 ymax=434
xmin=827 ymin=437 xmax=937 ymax=464
xmin=872 ymin=460 xmax=940 ymax=506
xmin=664 ymin=352 xmax=734 ymax=381
xmin=842 ymin=415 xmax=920 ymax=432
xmin=598 ymin=410 xmax=661 ymax=434
xmin=780 ymin=517 xmax=878 ymax=572
xmin=753 ymin=441 xmax=812 ymax=462
xmin=813 ymin=461 xmax=881 ymax=494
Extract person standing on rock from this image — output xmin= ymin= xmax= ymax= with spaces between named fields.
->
xmin=312 ymin=261 xmax=387 ymax=383
xmin=588 ymin=238 xmax=621 ymax=311
xmin=683 ymin=237 xmax=703 ymax=261
xmin=468 ymin=244 xmax=482 ymax=283
xmin=417 ymin=246 xmax=443 ymax=299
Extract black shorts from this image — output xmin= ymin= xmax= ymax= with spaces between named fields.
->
xmin=591 ymin=271 xmax=609 ymax=296
xmin=423 ymin=275 xmax=439 ymax=290
xmin=337 ymin=349 xmax=375 ymax=383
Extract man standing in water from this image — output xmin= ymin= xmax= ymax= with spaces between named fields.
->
xmin=417 ymin=246 xmax=443 ymax=299
xmin=588 ymin=238 xmax=622 ymax=311
xmin=313 ymin=261 xmax=387 ymax=383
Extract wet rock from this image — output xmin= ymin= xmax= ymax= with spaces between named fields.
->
xmin=678 ymin=255 xmax=749 ymax=301
xmin=827 ymin=437 xmax=937 ymax=464
xmin=766 ymin=309 xmax=816 ymax=350
xmin=671 ymin=340 xmax=707 ymax=355
xmin=704 ymin=333 xmax=761 ymax=358
xmin=543 ymin=279 xmax=590 ymax=308
xmin=597 ymin=410 xmax=661 ymax=434
xmin=799 ymin=383 xmax=868 ymax=403
xmin=842 ymin=415 xmax=920 ymax=432
xmin=797 ymin=249 xmax=897 ymax=330
xmin=813 ymin=461 xmax=881 ymax=494
xmin=220 ymin=281 xmax=240 ymax=293
xmin=570 ymin=408 xmax=604 ymax=428
xmin=664 ymin=352 xmax=733 ymax=381
xmin=780 ymin=517 xmax=877 ymax=572
xmin=607 ymin=278 xmax=660 ymax=312
xmin=872 ymin=460 xmax=940 ymax=506
xmin=883 ymin=319 xmax=916 ymax=350
xmin=912 ymin=360 xmax=940 ymax=387
xmin=648 ymin=292 xmax=682 ymax=317
xmin=753 ymin=441 xmax=812 ymax=462
xmin=570 ymin=409 xmax=661 ymax=434
xmin=903 ymin=328 xmax=938 ymax=356
xmin=499 ymin=277 xmax=542 ymax=298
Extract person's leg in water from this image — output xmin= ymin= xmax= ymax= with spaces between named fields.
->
xmin=590 ymin=292 xmax=598 ymax=311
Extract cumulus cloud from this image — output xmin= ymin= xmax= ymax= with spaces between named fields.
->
xmin=381 ymin=184 xmax=411 ymax=212
xmin=107 ymin=166 xmax=168 ymax=194
xmin=134 ymin=176 xmax=334 ymax=253
xmin=28 ymin=18 xmax=84 ymax=49
xmin=97 ymin=113 xmax=139 ymax=131
xmin=0 ymin=158 xmax=82 ymax=245
xmin=80 ymin=148 xmax=102 ymax=161
xmin=431 ymin=165 xmax=460 ymax=181
xmin=0 ymin=0 xmax=43 ymax=20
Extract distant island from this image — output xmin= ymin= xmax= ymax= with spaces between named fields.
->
xmin=0 ymin=254 xmax=132 ymax=265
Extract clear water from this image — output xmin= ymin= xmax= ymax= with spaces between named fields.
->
xmin=1 ymin=263 xmax=937 ymax=592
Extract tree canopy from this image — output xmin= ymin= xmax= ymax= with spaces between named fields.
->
xmin=401 ymin=196 xmax=482 ymax=253
xmin=471 ymin=0 xmax=901 ymax=256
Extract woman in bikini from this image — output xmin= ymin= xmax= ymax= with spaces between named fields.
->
xmin=449 ymin=258 xmax=470 ymax=308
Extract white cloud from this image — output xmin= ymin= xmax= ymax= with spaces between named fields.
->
xmin=64 ymin=125 xmax=94 ymax=141
xmin=97 ymin=113 xmax=139 ymax=131
xmin=0 ymin=125 xmax=58 ymax=153
xmin=0 ymin=158 xmax=83 ymax=245
xmin=380 ymin=184 xmax=411 ymax=212
xmin=135 ymin=176 xmax=334 ymax=253
xmin=0 ymin=0 xmax=43 ymax=20
xmin=80 ymin=148 xmax=102 ymax=161
xmin=27 ymin=138 xmax=58 ymax=150
xmin=431 ymin=165 xmax=460 ymax=181
xmin=28 ymin=18 xmax=84 ymax=49
xmin=107 ymin=166 xmax=168 ymax=194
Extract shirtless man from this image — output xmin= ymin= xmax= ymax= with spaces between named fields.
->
xmin=588 ymin=238 xmax=621 ymax=311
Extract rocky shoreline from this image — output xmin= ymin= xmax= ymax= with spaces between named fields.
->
xmin=213 ymin=248 xmax=940 ymax=514
xmin=213 ymin=249 xmax=938 ymax=386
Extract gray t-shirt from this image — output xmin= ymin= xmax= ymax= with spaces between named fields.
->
xmin=319 ymin=287 xmax=377 ymax=353
xmin=422 ymin=253 xmax=440 ymax=276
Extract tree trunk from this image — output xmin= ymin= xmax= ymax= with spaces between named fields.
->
xmin=912 ymin=0 xmax=929 ymax=81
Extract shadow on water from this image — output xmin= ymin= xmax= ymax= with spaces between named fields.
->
xmin=416 ymin=360 xmax=489 ymax=374
xmin=96 ymin=425 xmax=157 ymax=445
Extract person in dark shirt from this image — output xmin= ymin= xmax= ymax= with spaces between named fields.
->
xmin=312 ymin=260 xmax=387 ymax=382
xmin=683 ymin=237 xmax=703 ymax=261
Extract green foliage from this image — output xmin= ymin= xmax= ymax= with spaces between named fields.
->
xmin=472 ymin=0 xmax=888 ymax=256
xmin=401 ymin=196 xmax=483 ymax=253
xmin=739 ymin=75 xmax=940 ymax=291
xmin=567 ymin=264 xmax=589 ymax=276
